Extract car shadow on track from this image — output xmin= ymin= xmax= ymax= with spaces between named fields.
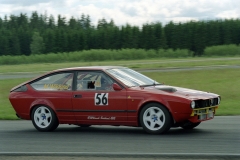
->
xmin=51 ymin=125 xmax=215 ymax=136
xmin=10 ymin=124 xmax=215 ymax=137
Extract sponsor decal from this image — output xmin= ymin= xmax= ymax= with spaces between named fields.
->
xmin=88 ymin=116 xmax=116 ymax=120
xmin=44 ymin=84 xmax=69 ymax=90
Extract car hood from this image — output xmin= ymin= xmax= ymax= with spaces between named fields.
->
xmin=146 ymin=85 xmax=219 ymax=100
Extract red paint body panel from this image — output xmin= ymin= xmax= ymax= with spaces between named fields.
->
xmin=8 ymin=66 xmax=220 ymax=128
xmin=72 ymin=89 xmax=127 ymax=125
xmin=9 ymin=84 xmax=75 ymax=123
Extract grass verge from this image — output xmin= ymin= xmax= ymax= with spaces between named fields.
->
xmin=0 ymin=56 xmax=240 ymax=74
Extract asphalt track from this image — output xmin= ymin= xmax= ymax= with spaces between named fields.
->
xmin=0 ymin=116 xmax=239 ymax=159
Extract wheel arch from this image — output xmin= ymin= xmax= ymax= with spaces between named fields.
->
xmin=30 ymin=99 xmax=57 ymax=119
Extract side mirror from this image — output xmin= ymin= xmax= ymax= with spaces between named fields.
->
xmin=112 ymin=83 xmax=122 ymax=91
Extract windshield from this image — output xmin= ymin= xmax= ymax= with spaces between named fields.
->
xmin=106 ymin=68 xmax=160 ymax=87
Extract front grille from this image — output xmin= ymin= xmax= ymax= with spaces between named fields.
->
xmin=195 ymin=98 xmax=218 ymax=108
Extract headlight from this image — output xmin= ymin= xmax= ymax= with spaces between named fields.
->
xmin=191 ymin=101 xmax=195 ymax=109
xmin=217 ymin=97 xmax=221 ymax=105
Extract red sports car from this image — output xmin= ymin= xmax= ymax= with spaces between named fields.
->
xmin=9 ymin=66 xmax=220 ymax=134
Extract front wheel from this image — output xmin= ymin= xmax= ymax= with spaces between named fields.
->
xmin=140 ymin=103 xmax=172 ymax=134
xmin=31 ymin=105 xmax=59 ymax=132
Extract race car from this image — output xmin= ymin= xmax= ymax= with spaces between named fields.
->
xmin=9 ymin=66 xmax=220 ymax=134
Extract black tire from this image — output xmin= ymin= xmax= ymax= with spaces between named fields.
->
xmin=180 ymin=122 xmax=201 ymax=130
xmin=79 ymin=125 xmax=91 ymax=127
xmin=139 ymin=103 xmax=172 ymax=134
xmin=31 ymin=105 xmax=59 ymax=132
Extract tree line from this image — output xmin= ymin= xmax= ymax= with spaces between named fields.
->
xmin=0 ymin=11 xmax=240 ymax=56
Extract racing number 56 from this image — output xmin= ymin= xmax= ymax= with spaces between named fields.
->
xmin=95 ymin=93 xmax=109 ymax=105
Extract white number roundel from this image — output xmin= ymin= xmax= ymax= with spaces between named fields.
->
xmin=95 ymin=93 xmax=108 ymax=105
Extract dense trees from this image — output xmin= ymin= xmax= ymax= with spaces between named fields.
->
xmin=30 ymin=32 xmax=45 ymax=54
xmin=0 ymin=12 xmax=240 ymax=56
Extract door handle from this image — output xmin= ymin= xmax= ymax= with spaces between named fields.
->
xmin=74 ymin=94 xmax=82 ymax=98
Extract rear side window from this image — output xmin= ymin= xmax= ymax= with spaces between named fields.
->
xmin=31 ymin=72 xmax=73 ymax=91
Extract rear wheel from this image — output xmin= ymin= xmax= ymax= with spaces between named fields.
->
xmin=180 ymin=122 xmax=201 ymax=129
xmin=31 ymin=106 xmax=59 ymax=132
xmin=140 ymin=103 xmax=172 ymax=134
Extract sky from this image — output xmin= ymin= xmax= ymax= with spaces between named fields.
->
xmin=0 ymin=0 xmax=239 ymax=26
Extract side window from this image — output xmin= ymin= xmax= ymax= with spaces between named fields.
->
xmin=76 ymin=71 xmax=113 ymax=91
xmin=31 ymin=72 xmax=73 ymax=91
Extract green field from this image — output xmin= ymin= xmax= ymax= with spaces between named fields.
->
xmin=1 ymin=56 xmax=240 ymax=74
xmin=0 ymin=57 xmax=240 ymax=119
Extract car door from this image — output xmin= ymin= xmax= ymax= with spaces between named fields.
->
xmin=72 ymin=71 xmax=128 ymax=125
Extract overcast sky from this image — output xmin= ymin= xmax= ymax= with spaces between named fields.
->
xmin=0 ymin=0 xmax=239 ymax=26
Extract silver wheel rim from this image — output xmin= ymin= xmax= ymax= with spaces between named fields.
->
xmin=34 ymin=106 xmax=52 ymax=129
xmin=143 ymin=106 xmax=165 ymax=131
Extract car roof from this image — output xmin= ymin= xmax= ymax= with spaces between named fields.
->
xmin=54 ymin=66 xmax=127 ymax=72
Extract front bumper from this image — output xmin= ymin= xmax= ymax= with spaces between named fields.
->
xmin=189 ymin=106 xmax=218 ymax=122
